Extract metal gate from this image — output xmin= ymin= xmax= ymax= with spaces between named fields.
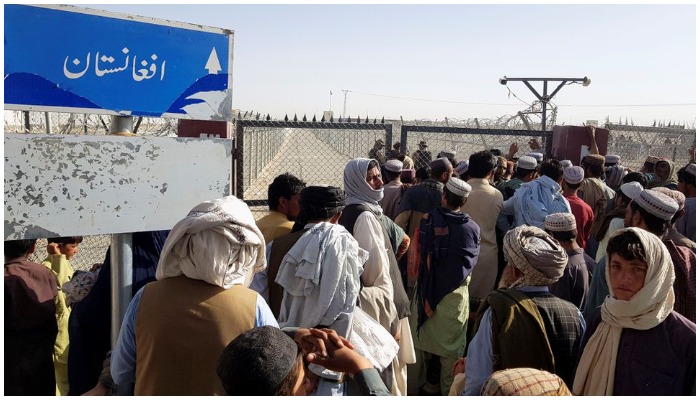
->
xmin=234 ymin=119 xmax=392 ymax=217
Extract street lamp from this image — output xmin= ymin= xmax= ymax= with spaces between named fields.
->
xmin=499 ymin=76 xmax=591 ymax=131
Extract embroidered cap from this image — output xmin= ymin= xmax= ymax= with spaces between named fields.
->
xmin=430 ymin=157 xmax=451 ymax=171
xmin=686 ymin=163 xmax=696 ymax=177
xmin=584 ymin=154 xmax=606 ymax=167
xmin=446 ymin=177 xmax=472 ymax=198
xmin=544 ymin=213 xmax=577 ymax=232
xmin=563 ymin=166 xmax=585 ymax=185
xmin=400 ymin=169 xmax=415 ymax=182
xmin=605 ymin=154 xmax=621 ymax=165
xmin=560 ymin=160 xmax=573 ymax=169
xmin=438 ymin=150 xmax=456 ymax=160
xmin=217 ymin=326 xmax=299 ymax=395
xmin=651 ymin=187 xmax=685 ymax=211
xmin=385 ymin=159 xmax=403 ymax=173
xmin=645 ymin=155 xmax=659 ymax=164
xmin=619 ymin=181 xmax=644 ymax=201
xmin=527 ymin=152 xmax=544 ymax=163
xmin=632 ymin=189 xmax=679 ymax=221
xmin=454 ymin=160 xmax=470 ymax=176
xmin=516 ymin=156 xmax=538 ymax=171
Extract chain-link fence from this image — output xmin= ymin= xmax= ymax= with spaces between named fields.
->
xmin=235 ymin=119 xmax=392 ymax=219
xmin=6 ymin=110 xmax=696 ymax=247
xmin=4 ymin=110 xmax=178 ymax=136
xmin=400 ymin=125 xmax=549 ymax=167
xmin=606 ymin=123 xmax=696 ymax=168
xmin=27 ymin=235 xmax=112 ymax=272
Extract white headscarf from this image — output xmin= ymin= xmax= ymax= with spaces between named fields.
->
xmin=343 ymin=158 xmax=384 ymax=214
xmin=155 ymin=196 xmax=266 ymax=289
xmin=573 ymin=227 xmax=675 ymax=395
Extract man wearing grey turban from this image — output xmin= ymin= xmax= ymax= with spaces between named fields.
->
xmin=461 ymin=226 xmax=584 ymax=395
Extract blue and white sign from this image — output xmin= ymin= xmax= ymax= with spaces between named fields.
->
xmin=5 ymin=4 xmax=234 ymax=121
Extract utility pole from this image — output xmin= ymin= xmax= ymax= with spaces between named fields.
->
xmin=329 ymin=90 xmax=332 ymax=112
xmin=499 ymin=76 xmax=591 ymax=131
xmin=342 ymin=89 xmax=349 ymax=119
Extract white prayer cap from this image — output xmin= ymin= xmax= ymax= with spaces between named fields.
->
xmin=563 ymin=166 xmax=585 ymax=185
xmin=633 ymin=189 xmax=679 ymax=221
xmin=605 ymin=154 xmax=621 ymax=165
xmin=385 ymin=159 xmax=403 ymax=173
xmin=652 ymin=187 xmax=686 ymax=211
xmin=446 ymin=177 xmax=472 ymax=198
xmin=544 ymin=213 xmax=577 ymax=232
xmin=527 ymin=152 xmax=544 ymax=162
xmin=620 ymin=181 xmax=644 ymax=200
xmin=686 ymin=163 xmax=696 ymax=177
xmin=560 ymin=160 xmax=573 ymax=169
xmin=516 ymin=156 xmax=537 ymax=171
xmin=454 ymin=160 xmax=470 ymax=176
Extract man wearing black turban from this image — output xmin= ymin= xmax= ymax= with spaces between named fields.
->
xmin=258 ymin=186 xmax=348 ymax=318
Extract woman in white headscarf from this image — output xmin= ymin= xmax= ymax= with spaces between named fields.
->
xmin=573 ymin=227 xmax=695 ymax=396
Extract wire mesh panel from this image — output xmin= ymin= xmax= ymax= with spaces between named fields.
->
xmin=4 ymin=110 xmax=178 ymax=136
xmin=28 ymin=235 xmax=112 ymax=272
xmin=401 ymin=125 xmax=550 ymax=165
xmin=606 ymin=124 xmax=696 ymax=169
xmin=235 ymin=120 xmax=392 ymax=219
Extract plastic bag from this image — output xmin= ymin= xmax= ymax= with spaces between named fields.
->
xmin=349 ymin=308 xmax=399 ymax=371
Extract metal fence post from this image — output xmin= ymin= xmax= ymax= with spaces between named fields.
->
xmin=45 ymin=112 xmax=51 ymax=134
xmin=400 ymin=125 xmax=408 ymax=156
xmin=23 ymin=111 xmax=30 ymax=132
xmin=108 ymin=117 xmax=133 ymax=336
xmin=385 ymin=124 xmax=393 ymax=160
xmin=235 ymin=121 xmax=245 ymax=199
xmin=110 ymin=233 xmax=133 ymax=346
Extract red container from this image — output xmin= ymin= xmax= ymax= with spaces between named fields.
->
xmin=551 ymin=125 xmax=609 ymax=166
xmin=177 ymin=120 xmax=231 ymax=139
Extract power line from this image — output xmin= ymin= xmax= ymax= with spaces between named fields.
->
xmin=556 ymin=103 xmax=696 ymax=108
xmin=345 ymin=89 xmax=695 ymax=108
xmin=348 ymin=90 xmax=521 ymax=106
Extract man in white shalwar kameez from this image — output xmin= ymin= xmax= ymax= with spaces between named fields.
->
xmin=339 ymin=158 xmax=416 ymax=395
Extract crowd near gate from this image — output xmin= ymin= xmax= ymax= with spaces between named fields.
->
xmin=233 ymin=118 xmax=549 ymax=218
xmin=6 ymin=111 xmax=697 ymax=266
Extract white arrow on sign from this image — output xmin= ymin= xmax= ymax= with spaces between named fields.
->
xmin=205 ymin=47 xmax=222 ymax=74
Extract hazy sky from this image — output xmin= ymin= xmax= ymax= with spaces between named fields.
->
xmin=83 ymin=4 xmax=696 ymax=126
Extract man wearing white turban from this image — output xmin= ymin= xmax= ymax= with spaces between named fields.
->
xmin=461 ymin=226 xmax=584 ymax=395
xmin=110 ymin=196 xmax=278 ymax=395
xmin=573 ymin=228 xmax=695 ymax=395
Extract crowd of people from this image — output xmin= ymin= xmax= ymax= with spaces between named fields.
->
xmin=5 ymin=126 xmax=696 ymax=396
